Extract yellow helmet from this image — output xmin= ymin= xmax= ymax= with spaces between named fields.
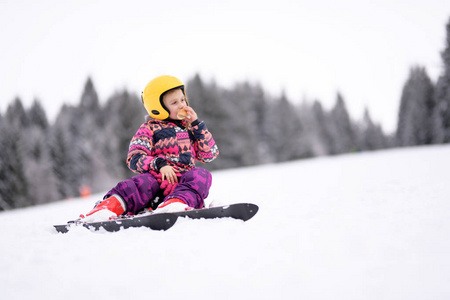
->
xmin=141 ymin=75 xmax=189 ymax=120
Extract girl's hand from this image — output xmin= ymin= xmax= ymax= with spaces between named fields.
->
xmin=183 ymin=106 xmax=198 ymax=124
xmin=160 ymin=165 xmax=179 ymax=184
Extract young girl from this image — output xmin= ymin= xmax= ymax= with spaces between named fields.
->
xmin=80 ymin=75 xmax=219 ymax=222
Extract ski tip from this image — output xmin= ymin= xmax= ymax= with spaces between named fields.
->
xmin=238 ymin=203 xmax=259 ymax=221
xmin=54 ymin=224 xmax=69 ymax=233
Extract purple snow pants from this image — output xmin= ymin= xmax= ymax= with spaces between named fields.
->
xmin=104 ymin=167 xmax=212 ymax=214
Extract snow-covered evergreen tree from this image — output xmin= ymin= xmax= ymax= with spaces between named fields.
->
xmin=0 ymin=99 xmax=30 ymax=208
xmin=359 ymin=108 xmax=387 ymax=151
xmin=80 ymin=77 xmax=103 ymax=126
xmin=77 ymin=78 xmax=107 ymax=190
xmin=265 ymin=92 xmax=306 ymax=162
xmin=50 ymin=105 xmax=80 ymax=199
xmin=251 ymin=84 xmax=273 ymax=162
xmin=0 ymin=113 xmax=9 ymax=210
xmin=102 ymin=90 xmax=146 ymax=178
xmin=28 ymin=99 xmax=49 ymax=130
xmin=300 ymin=100 xmax=334 ymax=156
xmin=220 ymin=82 xmax=263 ymax=167
xmin=186 ymin=74 xmax=228 ymax=170
xmin=396 ymin=66 xmax=435 ymax=146
xmin=432 ymin=18 xmax=450 ymax=143
xmin=6 ymin=97 xmax=30 ymax=128
xmin=25 ymin=100 xmax=59 ymax=204
xmin=329 ymin=93 xmax=357 ymax=154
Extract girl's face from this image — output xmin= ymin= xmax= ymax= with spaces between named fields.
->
xmin=162 ymin=89 xmax=187 ymax=120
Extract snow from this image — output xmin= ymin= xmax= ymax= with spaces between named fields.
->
xmin=1 ymin=145 xmax=450 ymax=300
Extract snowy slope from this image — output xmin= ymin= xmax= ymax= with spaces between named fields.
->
xmin=1 ymin=145 xmax=450 ymax=300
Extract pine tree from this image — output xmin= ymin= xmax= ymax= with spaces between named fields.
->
xmin=26 ymin=100 xmax=59 ymax=204
xmin=359 ymin=108 xmax=387 ymax=151
xmin=28 ymin=99 xmax=49 ymax=130
xmin=301 ymin=100 xmax=334 ymax=156
xmin=220 ymin=82 xmax=263 ymax=167
xmin=102 ymin=90 xmax=146 ymax=178
xmin=50 ymin=105 xmax=80 ymax=198
xmin=251 ymin=84 xmax=273 ymax=161
xmin=0 ymin=101 xmax=30 ymax=208
xmin=0 ymin=114 xmax=14 ymax=210
xmin=396 ymin=66 xmax=435 ymax=146
xmin=186 ymin=74 xmax=228 ymax=169
xmin=329 ymin=93 xmax=357 ymax=154
xmin=265 ymin=92 xmax=305 ymax=162
xmin=71 ymin=77 xmax=117 ymax=194
xmin=433 ymin=18 xmax=450 ymax=143
xmin=80 ymin=77 xmax=102 ymax=126
xmin=5 ymin=97 xmax=30 ymax=128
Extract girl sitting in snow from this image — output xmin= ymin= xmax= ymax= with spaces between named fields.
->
xmin=80 ymin=75 xmax=219 ymax=222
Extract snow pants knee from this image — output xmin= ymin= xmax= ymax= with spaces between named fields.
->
xmin=105 ymin=167 xmax=212 ymax=214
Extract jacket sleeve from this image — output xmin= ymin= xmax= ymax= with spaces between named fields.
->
xmin=127 ymin=122 xmax=164 ymax=174
xmin=190 ymin=120 xmax=219 ymax=163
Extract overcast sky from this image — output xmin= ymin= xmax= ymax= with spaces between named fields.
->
xmin=1 ymin=0 xmax=449 ymax=132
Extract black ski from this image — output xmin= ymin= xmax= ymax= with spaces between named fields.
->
xmin=171 ymin=203 xmax=258 ymax=221
xmin=54 ymin=212 xmax=178 ymax=233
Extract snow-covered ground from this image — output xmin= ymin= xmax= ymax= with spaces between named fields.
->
xmin=1 ymin=145 xmax=450 ymax=300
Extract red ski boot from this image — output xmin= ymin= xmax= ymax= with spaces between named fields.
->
xmin=155 ymin=198 xmax=191 ymax=213
xmin=80 ymin=195 xmax=126 ymax=222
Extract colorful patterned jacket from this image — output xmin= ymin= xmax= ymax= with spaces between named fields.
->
xmin=127 ymin=118 xmax=219 ymax=174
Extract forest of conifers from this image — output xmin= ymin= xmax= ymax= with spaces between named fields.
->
xmin=1 ymin=18 xmax=449 ymax=211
